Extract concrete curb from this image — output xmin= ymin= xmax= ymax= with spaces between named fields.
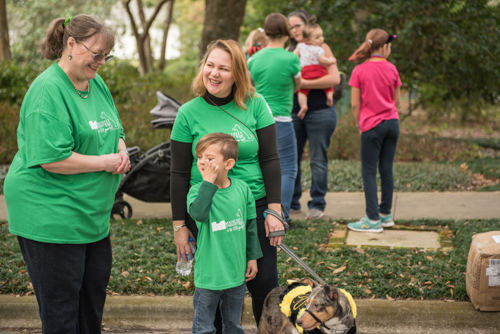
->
xmin=1 ymin=295 xmax=499 ymax=333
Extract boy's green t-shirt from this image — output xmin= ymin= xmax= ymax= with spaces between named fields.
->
xmin=4 ymin=63 xmax=125 ymax=244
xmin=188 ymin=179 xmax=260 ymax=290
xmin=248 ymin=48 xmax=301 ymax=118
xmin=170 ymin=94 xmax=275 ymax=200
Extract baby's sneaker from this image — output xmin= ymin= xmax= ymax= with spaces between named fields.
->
xmin=380 ymin=214 xmax=394 ymax=227
xmin=348 ymin=216 xmax=383 ymax=233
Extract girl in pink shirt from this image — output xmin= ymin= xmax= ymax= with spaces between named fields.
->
xmin=347 ymin=29 xmax=401 ymax=233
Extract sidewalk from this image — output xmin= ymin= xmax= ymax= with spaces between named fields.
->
xmin=1 ymin=191 xmax=500 ymax=333
xmin=3 ymin=191 xmax=497 ymax=221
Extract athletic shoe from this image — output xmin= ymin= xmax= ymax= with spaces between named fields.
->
xmin=306 ymin=208 xmax=325 ymax=219
xmin=348 ymin=216 xmax=383 ymax=233
xmin=380 ymin=213 xmax=394 ymax=227
xmin=289 ymin=208 xmax=302 ymax=214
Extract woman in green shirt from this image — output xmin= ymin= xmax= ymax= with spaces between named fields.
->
xmin=170 ymin=39 xmax=284 ymax=328
xmin=4 ymin=15 xmax=128 ymax=333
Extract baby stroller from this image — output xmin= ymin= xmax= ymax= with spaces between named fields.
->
xmin=111 ymin=92 xmax=182 ymax=219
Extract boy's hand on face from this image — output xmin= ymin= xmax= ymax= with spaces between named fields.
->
xmin=202 ymin=161 xmax=219 ymax=184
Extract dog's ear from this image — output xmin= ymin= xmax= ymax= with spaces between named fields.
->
xmin=299 ymin=277 xmax=320 ymax=289
xmin=325 ymin=285 xmax=339 ymax=301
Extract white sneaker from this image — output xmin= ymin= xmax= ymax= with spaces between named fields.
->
xmin=306 ymin=208 xmax=325 ymax=219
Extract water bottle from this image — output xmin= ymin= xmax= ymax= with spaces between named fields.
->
xmin=176 ymin=237 xmax=196 ymax=276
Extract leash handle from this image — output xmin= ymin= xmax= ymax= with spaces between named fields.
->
xmin=263 ymin=208 xmax=289 ymax=236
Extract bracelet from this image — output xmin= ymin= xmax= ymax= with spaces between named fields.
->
xmin=118 ymin=149 xmax=129 ymax=156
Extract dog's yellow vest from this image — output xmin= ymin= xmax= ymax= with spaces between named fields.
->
xmin=279 ymin=282 xmax=357 ymax=334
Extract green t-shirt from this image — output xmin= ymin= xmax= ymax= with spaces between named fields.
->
xmin=188 ymin=179 xmax=261 ymax=290
xmin=170 ymin=94 xmax=275 ymax=200
xmin=4 ymin=63 xmax=125 ymax=244
xmin=248 ymin=48 xmax=301 ymax=118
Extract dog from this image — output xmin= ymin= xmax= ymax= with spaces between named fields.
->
xmin=258 ymin=278 xmax=356 ymax=334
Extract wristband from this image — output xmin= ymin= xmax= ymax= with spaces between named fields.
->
xmin=118 ymin=149 xmax=129 ymax=156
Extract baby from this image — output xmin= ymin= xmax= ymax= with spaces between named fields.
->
xmin=294 ymin=20 xmax=337 ymax=119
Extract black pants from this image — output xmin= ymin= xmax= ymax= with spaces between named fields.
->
xmin=18 ymin=235 xmax=112 ymax=334
xmin=360 ymin=119 xmax=400 ymax=220
xmin=186 ymin=196 xmax=279 ymax=329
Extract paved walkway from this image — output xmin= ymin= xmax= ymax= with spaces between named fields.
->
xmin=1 ymin=191 xmax=500 ymax=333
xmin=4 ymin=191 xmax=496 ymax=221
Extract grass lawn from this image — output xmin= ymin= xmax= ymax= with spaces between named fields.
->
xmin=301 ymin=160 xmax=474 ymax=192
xmin=1 ymin=217 xmax=499 ymax=301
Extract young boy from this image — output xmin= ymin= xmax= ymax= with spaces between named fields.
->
xmin=294 ymin=20 xmax=337 ymax=119
xmin=187 ymin=133 xmax=263 ymax=334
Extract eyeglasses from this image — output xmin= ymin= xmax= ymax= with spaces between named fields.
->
xmin=289 ymin=22 xmax=304 ymax=31
xmin=79 ymin=41 xmax=114 ymax=63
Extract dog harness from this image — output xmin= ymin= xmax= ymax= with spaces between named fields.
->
xmin=279 ymin=282 xmax=357 ymax=334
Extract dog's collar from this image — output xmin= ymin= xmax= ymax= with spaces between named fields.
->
xmin=304 ymin=309 xmax=332 ymax=330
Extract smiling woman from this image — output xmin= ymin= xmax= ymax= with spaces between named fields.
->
xmin=3 ymin=14 xmax=129 ymax=333
xmin=170 ymin=39 xmax=285 ymax=331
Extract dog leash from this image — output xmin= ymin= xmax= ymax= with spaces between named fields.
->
xmin=265 ymin=209 xmax=327 ymax=285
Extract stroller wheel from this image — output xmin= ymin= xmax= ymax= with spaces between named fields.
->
xmin=111 ymin=200 xmax=133 ymax=219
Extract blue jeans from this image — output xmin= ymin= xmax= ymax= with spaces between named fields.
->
xmin=275 ymin=121 xmax=298 ymax=222
xmin=292 ymin=105 xmax=337 ymax=212
xmin=360 ymin=119 xmax=400 ymax=220
xmin=193 ymin=283 xmax=247 ymax=334
xmin=17 ymin=235 xmax=112 ymax=334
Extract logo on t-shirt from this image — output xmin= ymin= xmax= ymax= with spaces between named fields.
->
xmin=211 ymin=208 xmax=246 ymax=232
xmin=231 ymin=124 xmax=254 ymax=142
xmin=88 ymin=111 xmax=119 ymax=133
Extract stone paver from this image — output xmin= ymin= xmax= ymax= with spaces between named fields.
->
xmin=346 ymin=230 xmax=441 ymax=249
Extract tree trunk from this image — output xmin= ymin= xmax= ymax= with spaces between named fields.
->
xmin=122 ymin=0 xmax=169 ymax=75
xmin=137 ymin=0 xmax=153 ymax=72
xmin=158 ymin=0 xmax=174 ymax=71
xmin=0 ymin=0 xmax=11 ymax=60
xmin=199 ymin=0 xmax=247 ymax=59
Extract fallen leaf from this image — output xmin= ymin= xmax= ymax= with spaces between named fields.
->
xmin=293 ymin=247 xmax=299 ymax=250
xmin=376 ymin=264 xmax=384 ymax=268
xmin=121 ymin=271 xmax=130 ymax=277
xmin=427 ymin=256 xmax=433 ymax=261
xmin=422 ymin=281 xmax=433 ymax=286
xmin=333 ymin=266 xmax=346 ymax=274
xmin=182 ymin=281 xmax=193 ymax=289
xmin=400 ymin=274 xmax=405 ymax=278
xmin=363 ymin=289 xmax=371 ymax=294
xmin=136 ymin=220 xmax=143 ymax=225
xmin=386 ymin=295 xmax=395 ymax=301
xmin=444 ymin=299 xmax=455 ymax=302
xmin=371 ymin=295 xmax=375 ymax=299
xmin=460 ymin=163 xmax=468 ymax=172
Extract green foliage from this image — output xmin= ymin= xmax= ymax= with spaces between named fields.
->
xmin=2 ymin=218 xmax=499 ymax=301
xmin=455 ymin=156 xmax=500 ymax=179
xmin=244 ymin=0 xmax=500 ymax=122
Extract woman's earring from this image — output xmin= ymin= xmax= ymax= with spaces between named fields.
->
xmin=68 ymin=54 xmax=72 ymax=60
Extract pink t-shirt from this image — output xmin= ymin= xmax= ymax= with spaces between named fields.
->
xmin=349 ymin=60 xmax=402 ymax=132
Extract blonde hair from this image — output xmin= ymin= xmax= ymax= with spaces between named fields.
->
xmin=348 ymin=28 xmax=390 ymax=63
xmin=243 ymin=28 xmax=269 ymax=54
xmin=38 ymin=14 xmax=115 ymax=60
xmin=195 ymin=133 xmax=238 ymax=161
xmin=192 ymin=39 xmax=255 ymax=110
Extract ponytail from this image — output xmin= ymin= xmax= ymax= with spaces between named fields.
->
xmin=348 ymin=28 xmax=389 ymax=63
xmin=38 ymin=18 xmax=66 ymax=60
xmin=38 ymin=14 xmax=116 ymax=61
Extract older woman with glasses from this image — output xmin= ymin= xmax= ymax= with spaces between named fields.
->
xmin=287 ymin=9 xmax=340 ymax=220
xmin=4 ymin=14 xmax=128 ymax=333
